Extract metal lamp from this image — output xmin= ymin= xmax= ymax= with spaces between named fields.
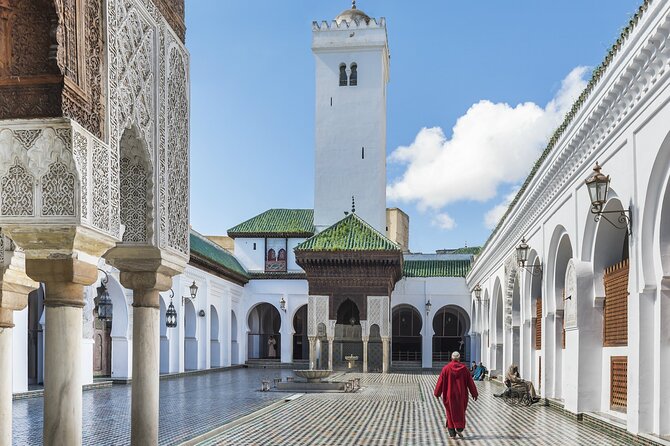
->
xmin=473 ymin=284 xmax=482 ymax=302
xmin=280 ymin=296 xmax=287 ymax=312
xmin=425 ymin=299 xmax=432 ymax=315
xmin=165 ymin=290 xmax=178 ymax=328
xmin=585 ymin=162 xmax=631 ymax=233
xmin=95 ymin=270 xmax=113 ymax=321
xmin=516 ymin=238 xmax=542 ymax=276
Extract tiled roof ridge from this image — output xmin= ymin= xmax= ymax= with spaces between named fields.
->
xmin=189 ymin=229 xmax=249 ymax=280
xmin=227 ymin=208 xmax=315 ymax=237
xmin=479 ymin=0 xmax=652 ymax=253
xmin=295 ymin=212 xmax=400 ymax=251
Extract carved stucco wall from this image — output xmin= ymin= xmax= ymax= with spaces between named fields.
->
xmin=367 ymin=296 xmax=390 ymax=338
xmin=307 ymin=295 xmax=329 ymax=337
xmin=504 ymin=255 xmax=518 ymax=329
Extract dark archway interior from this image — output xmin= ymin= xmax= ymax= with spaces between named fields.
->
xmin=433 ymin=307 xmax=469 ymax=363
xmin=392 ymin=306 xmax=422 ymax=362
xmin=336 ymin=298 xmax=360 ymax=326
xmin=293 ymin=305 xmax=308 ymax=360
xmin=247 ymin=303 xmax=281 ymax=360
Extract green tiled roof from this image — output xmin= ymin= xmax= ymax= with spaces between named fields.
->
xmin=228 ymin=209 xmax=314 ymax=238
xmin=295 ymin=213 xmax=400 ymax=252
xmin=190 ymin=230 xmax=249 ymax=280
xmin=450 ymin=247 xmax=481 ymax=255
xmin=403 ymin=260 xmax=472 ymax=278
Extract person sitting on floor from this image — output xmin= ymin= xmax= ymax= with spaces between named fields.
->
xmin=470 ymin=361 xmax=477 ymax=376
xmin=505 ymin=364 xmax=540 ymax=403
xmin=473 ymin=362 xmax=487 ymax=381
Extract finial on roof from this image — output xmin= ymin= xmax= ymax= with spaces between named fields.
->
xmin=351 ymin=196 xmax=356 ymax=213
xmin=352 ymin=0 xmax=356 ymax=10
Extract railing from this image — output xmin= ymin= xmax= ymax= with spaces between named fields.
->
xmin=433 ymin=351 xmax=470 ymax=363
xmin=392 ymin=351 xmax=422 ymax=362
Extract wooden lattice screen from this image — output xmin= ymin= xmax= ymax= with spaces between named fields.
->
xmin=604 ymin=259 xmax=629 ymax=347
xmin=610 ymin=356 xmax=628 ymax=411
xmin=535 ymin=299 xmax=542 ymax=350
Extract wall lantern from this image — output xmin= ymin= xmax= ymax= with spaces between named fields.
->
xmin=280 ymin=296 xmax=287 ymax=312
xmin=95 ymin=269 xmax=113 ymax=321
xmin=425 ymin=299 xmax=432 ymax=315
xmin=165 ymin=290 xmax=178 ymax=328
xmin=585 ymin=162 xmax=631 ymax=233
xmin=188 ymin=281 xmax=199 ymax=300
xmin=473 ymin=284 xmax=482 ymax=302
xmin=198 ymin=309 xmax=206 ymax=317
xmin=516 ymin=238 xmax=542 ymax=276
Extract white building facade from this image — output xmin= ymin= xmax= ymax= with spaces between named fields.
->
xmin=467 ymin=0 xmax=670 ymax=438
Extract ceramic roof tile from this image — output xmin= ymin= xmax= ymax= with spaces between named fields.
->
xmin=190 ymin=230 xmax=249 ymax=279
xmin=403 ymin=259 xmax=472 ymax=278
xmin=295 ymin=213 xmax=400 ymax=252
xmin=227 ymin=209 xmax=315 ymax=238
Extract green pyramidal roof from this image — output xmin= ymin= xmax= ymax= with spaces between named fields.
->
xmin=295 ymin=213 xmax=400 ymax=252
xmin=228 ymin=209 xmax=315 ymax=238
xmin=190 ymin=230 xmax=249 ymax=280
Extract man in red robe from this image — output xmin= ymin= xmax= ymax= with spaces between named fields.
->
xmin=434 ymin=351 xmax=479 ymax=439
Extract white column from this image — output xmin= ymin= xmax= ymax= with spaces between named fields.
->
xmin=362 ymin=337 xmax=369 ymax=373
xmin=0 ymin=315 xmax=12 ymax=446
xmin=422 ymin=311 xmax=432 ymax=369
xmin=44 ymin=303 xmax=83 ymax=446
xmin=328 ymin=337 xmax=333 ymax=371
xmin=308 ymin=336 xmax=316 ymax=370
xmin=130 ymin=291 xmax=160 ymax=446
xmin=382 ymin=337 xmax=390 ymax=373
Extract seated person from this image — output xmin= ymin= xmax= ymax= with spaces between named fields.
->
xmin=473 ymin=362 xmax=487 ymax=381
xmin=506 ymin=364 xmax=540 ymax=403
xmin=470 ymin=361 xmax=477 ymax=376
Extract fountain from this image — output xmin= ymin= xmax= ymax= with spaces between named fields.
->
xmin=276 ymin=368 xmax=344 ymax=392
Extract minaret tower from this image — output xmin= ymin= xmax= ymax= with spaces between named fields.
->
xmin=312 ymin=1 xmax=390 ymax=233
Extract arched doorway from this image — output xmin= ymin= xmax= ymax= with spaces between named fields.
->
xmin=392 ymin=305 xmax=422 ymax=363
xmin=210 ymin=306 xmax=220 ymax=367
xmin=552 ymin=233 xmax=573 ymax=400
xmin=493 ymin=286 xmax=504 ymax=374
xmin=231 ymin=310 xmax=239 ymax=365
xmin=184 ymin=300 xmax=197 ymax=370
xmin=247 ymin=303 xmax=281 ymax=360
xmin=529 ymin=257 xmax=543 ymax=391
xmin=432 ymin=306 xmax=470 ymax=365
xmin=293 ymin=305 xmax=308 ymax=361
xmin=334 ymin=298 xmax=362 ymax=370
xmin=511 ymin=276 xmax=521 ymax=368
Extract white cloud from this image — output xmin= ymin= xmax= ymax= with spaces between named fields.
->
xmin=484 ymin=187 xmax=520 ymax=229
xmin=432 ymin=212 xmax=456 ymax=230
xmin=387 ymin=67 xmax=589 ymax=211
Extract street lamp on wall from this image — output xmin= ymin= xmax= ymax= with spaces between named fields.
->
xmin=95 ymin=269 xmax=113 ymax=321
xmin=585 ymin=162 xmax=631 ymax=234
xmin=516 ymin=238 xmax=542 ymax=276
xmin=473 ymin=284 xmax=482 ymax=302
xmin=280 ymin=296 xmax=287 ymax=312
xmin=425 ymin=299 xmax=432 ymax=315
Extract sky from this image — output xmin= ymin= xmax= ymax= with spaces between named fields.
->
xmin=187 ymin=0 xmax=641 ymax=253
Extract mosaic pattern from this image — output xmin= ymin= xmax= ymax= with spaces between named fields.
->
xmin=201 ymin=374 xmax=635 ymax=446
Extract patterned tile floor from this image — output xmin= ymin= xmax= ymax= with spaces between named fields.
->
xmin=199 ymin=373 xmax=634 ymax=446
xmin=11 ymin=370 xmax=640 ymax=446
xmin=12 ymin=368 xmax=294 ymax=446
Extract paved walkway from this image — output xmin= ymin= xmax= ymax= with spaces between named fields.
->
xmin=12 ymin=369 xmax=639 ymax=446
xmin=198 ymin=373 xmax=633 ymax=446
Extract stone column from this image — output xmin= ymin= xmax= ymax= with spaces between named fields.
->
xmin=26 ymin=259 xmax=98 ymax=446
xmin=382 ymin=337 xmax=390 ymax=373
xmin=362 ymin=336 xmax=369 ymax=373
xmin=327 ymin=337 xmax=333 ymax=371
xmin=119 ymin=272 xmax=172 ymax=446
xmin=0 ymin=309 xmax=12 ymax=446
xmin=308 ymin=336 xmax=316 ymax=370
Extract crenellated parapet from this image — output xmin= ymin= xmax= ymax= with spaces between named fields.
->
xmin=312 ymin=17 xmax=386 ymax=31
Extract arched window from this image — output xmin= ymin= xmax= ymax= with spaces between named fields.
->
xmin=339 ymin=63 xmax=347 ymax=86
xmin=349 ymin=63 xmax=358 ymax=86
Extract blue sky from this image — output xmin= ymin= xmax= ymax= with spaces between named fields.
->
xmin=187 ymin=1 xmax=641 ymax=253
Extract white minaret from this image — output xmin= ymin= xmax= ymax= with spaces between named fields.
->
xmin=312 ymin=2 xmax=390 ymax=233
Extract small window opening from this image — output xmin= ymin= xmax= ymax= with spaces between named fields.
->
xmin=349 ymin=63 xmax=358 ymax=86
xmin=330 ymin=97 xmax=333 ymax=107
xmin=253 ymin=242 xmax=257 ymax=250
xmin=339 ymin=64 xmax=347 ymax=86
xmin=361 ymin=147 xmax=365 ymax=159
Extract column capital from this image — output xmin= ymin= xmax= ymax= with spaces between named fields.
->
xmin=26 ymin=258 xmax=98 ymax=308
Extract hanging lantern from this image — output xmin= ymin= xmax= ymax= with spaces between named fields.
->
xmin=95 ymin=271 xmax=113 ymax=321
xmin=585 ymin=162 xmax=610 ymax=211
xmin=425 ymin=299 xmax=432 ymax=315
xmin=166 ymin=291 xmax=178 ymax=328
xmin=189 ymin=281 xmax=199 ymax=300
xmin=473 ymin=284 xmax=482 ymax=301
xmin=516 ymin=238 xmax=530 ymax=267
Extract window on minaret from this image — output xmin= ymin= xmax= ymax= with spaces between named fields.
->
xmin=349 ymin=63 xmax=358 ymax=86
xmin=339 ymin=64 xmax=347 ymax=86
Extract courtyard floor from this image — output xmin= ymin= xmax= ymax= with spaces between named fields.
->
xmin=13 ymin=369 xmax=636 ymax=445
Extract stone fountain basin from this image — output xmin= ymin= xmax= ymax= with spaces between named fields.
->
xmin=294 ymin=370 xmax=333 ymax=383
